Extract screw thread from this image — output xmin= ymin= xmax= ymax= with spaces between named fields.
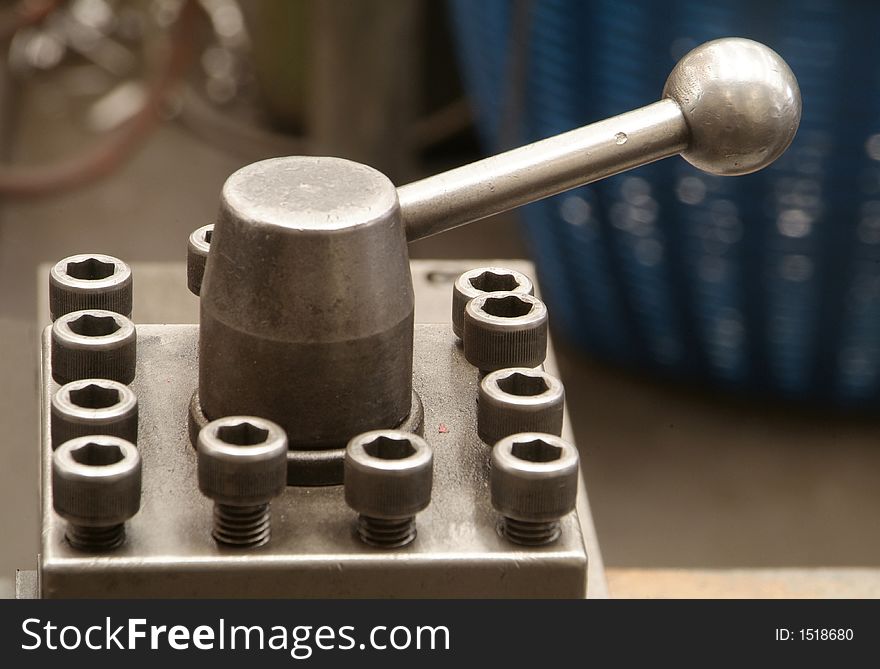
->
xmin=357 ymin=515 xmax=417 ymax=548
xmin=213 ymin=503 xmax=272 ymax=547
xmin=501 ymin=517 xmax=561 ymax=546
xmin=66 ymin=523 xmax=126 ymax=551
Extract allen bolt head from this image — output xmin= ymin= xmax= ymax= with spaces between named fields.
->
xmin=478 ymin=368 xmax=564 ymax=445
xmin=51 ymin=379 xmax=138 ymax=448
xmin=51 ymin=309 xmax=137 ymax=385
xmin=187 ymin=224 xmax=213 ymax=296
xmin=52 ymin=436 xmax=142 ymax=530
xmin=452 ymin=267 xmax=534 ymax=339
xmin=490 ymin=432 xmax=579 ymax=524
xmin=344 ymin=430 xmax=433 ymax=520
xmin=463 ymin=292 xmax=548 ymax=372
xmin=49 ymin=253 xmax=132 ymax=321
xmin=197 ymin=416 xmax=288 ymax=507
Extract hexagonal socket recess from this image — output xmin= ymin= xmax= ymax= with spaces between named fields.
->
xmin=344 ymin=430 xmax=434 ymax=548
xmin=51 ymin=378 xmax=138 ymax=448
xmin=463 ymin=292 xmax=548 ymax=372
xmin=51 ymin=309 xmax=137 ymax=385
xmin=452 ymin=267 xmax=534 ymax=339
xmin=478 ymin=368 xmax=564 ymax=445
xmin=490 ymin=433 xmax=579 ymax=546
xmin=49 ymin=253 xmax=132 ymax=321
xmin=197 ymin=416 xmax=288 ymax=548
xmin=187 ymin=224 xmax=213 ymax=296
xmin=52 ymin=435 xmax=142 ymax=551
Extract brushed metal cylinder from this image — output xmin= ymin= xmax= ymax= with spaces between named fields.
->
xmin=199 ymin=156 xmax=415 ymax=451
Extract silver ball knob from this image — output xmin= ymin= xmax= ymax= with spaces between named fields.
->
xmin=663 ymin=37 xmax=802 ymax=176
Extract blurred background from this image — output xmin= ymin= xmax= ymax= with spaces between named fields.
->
xmin=1 ymin=0 xmax=879 ymax=597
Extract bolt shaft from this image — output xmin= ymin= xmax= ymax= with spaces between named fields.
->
xmin=213 ymin=503 xmax=272 ymax=547
xmin=66 ymin=523 xmax=126 ymax=551
xmin=501 ymin=517 xmax=561 ymax=546
xmin=357 ymin=515 xmax=417 ymax=548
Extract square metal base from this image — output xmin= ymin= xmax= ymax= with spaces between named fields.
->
xmin=39 ymin=322 xmax=589 ymax=597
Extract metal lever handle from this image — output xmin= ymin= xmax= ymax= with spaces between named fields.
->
xmin=399 ymin=37 xmax=801 ymax=242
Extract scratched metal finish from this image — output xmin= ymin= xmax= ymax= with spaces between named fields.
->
xmin=40 ymin=324 xmax=588 ymax=598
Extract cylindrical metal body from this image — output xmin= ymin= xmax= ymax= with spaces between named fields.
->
xmin=199 ymin=157 xmax=415 ymax=450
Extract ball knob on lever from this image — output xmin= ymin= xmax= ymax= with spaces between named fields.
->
xmin=399 ymin=37 xmax=801 ymax=241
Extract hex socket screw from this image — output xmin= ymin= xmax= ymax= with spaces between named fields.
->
xmin=490 ymin=433 xmax=579 ymax=546
xmin=52 ymin=435 xmax=142 ymax=551
xmin=197 ymin=416 xmax=288 ymax=548
xmin=463 ymin=292 xmax=548 ymax=372
xmin=51 ymin=309 xmax=137 ymax=385
xmin=452 ymin=267 xmax=534 ymax=339
xmin=478 ymin=368 xmax=564 ymax=445
xmin=187 ymin=224 xmax=213 ymax=296
xmin=49 ymin=253 xmax=132 ymax=321
xmin=344 ymin=430 xmax=433 ymax=548
xmin=51 ymin=379 xmax=138 ymax=448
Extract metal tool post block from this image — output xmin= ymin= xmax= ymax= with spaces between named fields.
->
xmin=451 ymin=267 xmax=534 ymax=339
xmin=39 ymin=323 xmax=590 ymax=597
xmin=34 ymin=37 xmax=801 ymax=597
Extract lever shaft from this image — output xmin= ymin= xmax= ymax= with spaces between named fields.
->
xmin=399 ymin=100 xmax=687 ymax=242
xmin=399 ymin=37 xmax=802 ymax=243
